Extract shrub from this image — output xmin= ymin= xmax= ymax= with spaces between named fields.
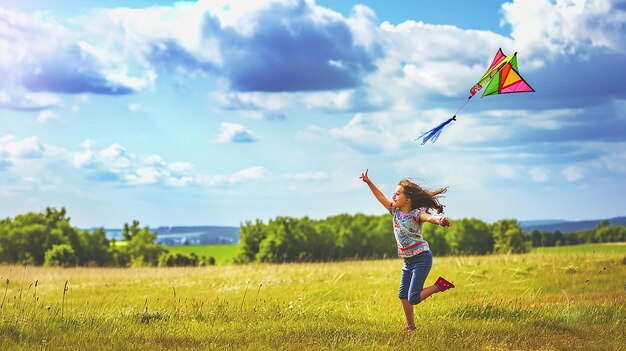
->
xmin=158 ymin=252 xmax=199 ymax=267
xmin=44 ymin=244 xmax=78 ymax=267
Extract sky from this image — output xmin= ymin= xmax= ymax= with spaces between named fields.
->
xmin=1 ymin=0 xmax=625 ymax=228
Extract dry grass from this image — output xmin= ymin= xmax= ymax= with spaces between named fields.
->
xmin=1 ymin=248 xmax=625 ymax=350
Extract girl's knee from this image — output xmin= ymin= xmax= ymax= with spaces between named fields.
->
xmin=408 ymin=294 xmax=421 ymax=305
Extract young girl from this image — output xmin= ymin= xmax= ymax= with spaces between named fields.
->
xmin=360 ymin=169 xmax=455 ymax=331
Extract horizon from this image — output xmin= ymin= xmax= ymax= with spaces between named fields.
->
xmin=81 ymin=215 xmax=626 ymax=230
xmin=1 ymin=0 xmax=625 ymax=228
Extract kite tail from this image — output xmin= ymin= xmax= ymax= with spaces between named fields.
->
xmin=415 ymin=116 xmax=457 ymax=145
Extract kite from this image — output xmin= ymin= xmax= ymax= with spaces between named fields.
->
xmin=416 ymin=48 xmax=535 ymax=145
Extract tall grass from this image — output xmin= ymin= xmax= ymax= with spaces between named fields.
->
xmin=0 ymin=248 xmax=624 ymax=350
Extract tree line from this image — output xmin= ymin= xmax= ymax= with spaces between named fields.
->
xmin=234 ymin=214 xmax=626 ymax=263
xmin=1 ymin=208 xmax=624 ymax=266
xmin=0 ymin=208 xmax=214 ymax=267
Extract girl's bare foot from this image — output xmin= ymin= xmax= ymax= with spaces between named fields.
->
xmin=405 ymin=325 xmax=416 ymax=331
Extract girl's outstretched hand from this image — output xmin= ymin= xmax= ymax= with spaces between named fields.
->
xmin=359 ymin=169 xmax=371 ymax=184
xmin=439 ymin=217 xmax=452 ymax=227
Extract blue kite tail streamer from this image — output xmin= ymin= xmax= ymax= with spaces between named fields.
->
xmin=415 ymin=116 xmax=457 ymax=145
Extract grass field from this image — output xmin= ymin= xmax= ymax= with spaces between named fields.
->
xmin=1 ymin=244 xmax=625 ymax=350
xmin=162 ymin=242 xmax=626 ymax=265
xmin=163 ymin=244 xmax=239 ymax=265
xmin=533 ymin=242 xmax=626 ymax=254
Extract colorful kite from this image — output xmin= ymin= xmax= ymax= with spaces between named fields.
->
xmin=416 ymin=48 xmax=535 ymax=145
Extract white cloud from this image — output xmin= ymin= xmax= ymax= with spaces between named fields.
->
xmin=563 ymin=165 xmax=584 ymax=181
xmin=125 ymin=166 xmax=162 ymax=185
xmin=598 ymin=142 xmax=626 ymax=174
xmin=0 ymin=90 xmax=63 ymax=111
xmin=214 ymin=122 xmax=258 ymax=143
xmin=230 ymin=166 xmax=267 ymax=181
xmin=198 ymin=166 xmax=268 ymax=185
xmin=81 ymin=139 xmax=96 ymax=149
xmin=0 ymin=7 xmax=153 ymax=99
xmin=68 ymin=140 xmax=267 ymax=187
xmin=529 ymin=166 xmax=550 ymax=182
xmin=0 ymin=135 xmax=45 ymax=159
xmin=37 ymin=110 xmax=61 ymax=124
xmin=128 ymin=103 xmax=143 ymax=112
xmin=100 ymin=143 xmax=129 ymax=159
xmin=502 ymin=0 xmax=626 ymax=57
xmin=168 ymin=162 xmax=194 ymax=172
xmin=73 ymin=150 xmax=96 ymax=168
xmin=0 ymin=134 xmax=270 ymax=193
xmin=301 ymin=112 xmax=422 ymax=154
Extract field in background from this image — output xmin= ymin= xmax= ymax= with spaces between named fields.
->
xmin=164 ymin=244 xmax=239 ymax=265
xmin=163 ymin=242 xmax=626 ymax=266
xmin=533 ymin=242 xmax=626 ymax=254
xmin=1 ymin=245 xmax=625 ymax=350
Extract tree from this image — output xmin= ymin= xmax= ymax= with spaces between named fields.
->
xmin=530 ymin=229 xmax=542 ymax=247
xmin=45 ymin=244 xmax=78 ymax=267
xmin=554 ymin=230 xmax=564 ymax=246
xmin=492 ymin=219 xmax=528 ymax=254
xmin=234 ymin=219 xmax=268 ymax=263
xmin=83 ymin=228 xmax=114 ymax=266
xmin=423 ymin=224 xmax=450 ymax=256
xmin=123 ymin=222 xmax=166 ymax=266
xmin=541 ymin=231 xmax=555 ymax=247
xmin=445 ymin=218 xmax=492 ymax=255
xmin=158 ymin=252 xmax=198 ymax=267
xmin=594 ymin=222 xmax=625 ymax=243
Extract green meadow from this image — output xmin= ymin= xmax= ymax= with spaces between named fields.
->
xmin=163 ymin=244 xmax=239 ymax=265
xmin=1 ymin=244 xmax=625 ymax=350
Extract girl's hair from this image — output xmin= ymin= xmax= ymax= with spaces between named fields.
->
xmin=398 ymin=178 xmax=448 ymax=214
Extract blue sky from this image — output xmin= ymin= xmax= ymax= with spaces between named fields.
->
xmin=1 ymin=0 xmax=625 ymax=228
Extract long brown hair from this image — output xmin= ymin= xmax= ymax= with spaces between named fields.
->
xmin=398 ymin=178 xmax=448 ymax=214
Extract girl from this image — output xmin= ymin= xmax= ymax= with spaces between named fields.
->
xmin=360 ymin=169 xmax=455 ymax=331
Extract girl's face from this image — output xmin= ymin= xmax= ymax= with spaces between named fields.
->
xmin=392 ymin=185 xmax=410 ymax=208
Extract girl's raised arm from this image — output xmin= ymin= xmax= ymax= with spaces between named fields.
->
xmin=360 ymin=169 xmax=392 ymax=211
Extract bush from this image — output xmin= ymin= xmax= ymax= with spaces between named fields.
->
xmin=44 ymin=244 xmax=78 ymax=267
xmin=158 ymin=252 xmax=199 ymax=267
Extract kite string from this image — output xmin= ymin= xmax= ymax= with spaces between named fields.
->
xmin=453 ymin=96 xmax=473 ymax=118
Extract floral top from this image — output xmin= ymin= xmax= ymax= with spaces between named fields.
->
xmin=390 ymin=205 xmax=430 ymax=258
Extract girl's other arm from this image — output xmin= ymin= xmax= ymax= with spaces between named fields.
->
xmin=419 ymin=213 xmax=452 ymax=227
xmin=360 ymin=169 xmax=392 ymax=211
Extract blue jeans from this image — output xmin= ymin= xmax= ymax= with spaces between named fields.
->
xmin=398 ymin=250 xmax=433 ymax=305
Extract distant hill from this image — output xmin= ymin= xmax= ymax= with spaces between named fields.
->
xmin=99 ymin=226 xmax=240 ymax=245
xmin=520 ymin=216 xmax=626 ymax=233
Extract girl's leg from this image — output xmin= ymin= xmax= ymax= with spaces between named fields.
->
xmin=419 ymin=284 xmax=440 ymax=301
xmin=400 ymin=299 xmax=415 ymax=330
xmin=407 ymin=251 xmax=433 ymax=305
xmin=399 ymin=262 xmax=416 ymax=330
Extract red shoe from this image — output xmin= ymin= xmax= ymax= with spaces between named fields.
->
xmin=435 ymin=276 xmax=455 ymax=291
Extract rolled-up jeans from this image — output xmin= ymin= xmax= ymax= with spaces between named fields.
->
xmin=398 ymin=250 xmax=433 ymax=305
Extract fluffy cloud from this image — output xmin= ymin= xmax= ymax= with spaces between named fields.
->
xmin=72 ymin=142 xmax=269 ymax=187
xmin=502 ymin=0 xmax=626 ymax=58
xmin=0 ymin=7 xmax=154 ymax=99
xmin=3 ymin=0 xmax=626 ymax=176
xmin=88 ymin=0 xmax=378 ymax=93
xmin=0 ymin=135 xmax=45 ymax=160
xmin=37 ymin=110 xmax=61 ymax=124
xmin=214 ymin=122 xmax=258 ymax=143
xmin=563 ymin=165 xmax=584 ymax=181
xmin=0 ymin=90 xmax=63 ymax=111
xmin=529 ymin=166 xmax=550 ymax=182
